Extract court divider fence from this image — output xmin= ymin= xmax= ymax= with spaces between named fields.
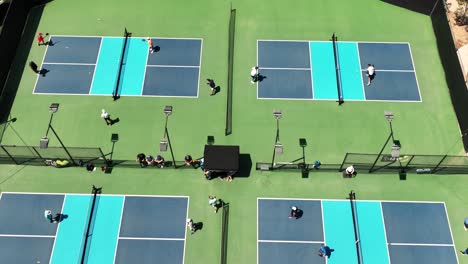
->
xmin=225 ymin=6 xmax=235 ymax=136
xmin=220 ymin=202 xmax=229 ymax=264
xmin=0 ymin=144 xmax=107 ymax=166
xmin=256 ymin=152 xmax=468 ymax=175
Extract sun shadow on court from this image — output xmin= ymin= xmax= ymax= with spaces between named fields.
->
xmin=234 ymin=153 xmax=252 ymax=178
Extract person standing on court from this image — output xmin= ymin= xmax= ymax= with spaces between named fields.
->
xmin=366 ymin=64 xmax=375 ymax=86
xmin=464 ymin=217 xmax=468 ymax=231
xmin=29 ymin=61 xmax=40 ymax=74
xmin=37 ymin=32 xmax=47 ymax=46
xmin=146 ymin=37 xmax=155 ymax=53
xmin=251 ymin=66 xmax=259 ymax=83
xmin=101 ymin=109 xmax=113 ymax=125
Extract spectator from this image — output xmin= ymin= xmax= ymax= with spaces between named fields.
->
xmin=184 ymin=155 xmax=199 ymax=166
xmin=136 ymin=153 xmax=147 ymax=167
xmin=86 ymin=163 xmax=96 ymax=172
xmin=155 ymin=155 xmax=165 ymax=168
xmin=343 ymin=165 xmax=357 ymax=178
xmin=146 ymin=155 xmax=155 ymax=166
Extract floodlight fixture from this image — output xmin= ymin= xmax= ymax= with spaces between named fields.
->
xmin=273 ymin=109 xmax=282 ymax=120
xmin=49 ymin=103 xmax=59 ymax=113
xmin=207 ymin=135 xmax=215 ymax=145
xmin=299 ymin=138 xmax=307 ymax=147
xmin=111 ymin=133 xmax=119 ymax=143
xmin=160 ymin=138 xmax=168 ymax=152
xmin=163 ymin=105 xmax=173 ymax=116
xmin=274 ymin=142 xmax=283 ymax=155
xmin=384 ymin=111 xmax=394 ymax=122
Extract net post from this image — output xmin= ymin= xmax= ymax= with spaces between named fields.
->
xmin=80 ymin=185 xmax=102 ymax=264
xmin=332 ymin=33 xmax=344 ymax=105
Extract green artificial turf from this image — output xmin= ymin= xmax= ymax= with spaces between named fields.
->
xmin=1 ymin=0 xmax=467 ymax=263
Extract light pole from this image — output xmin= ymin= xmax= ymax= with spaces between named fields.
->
xmin=369 ymin=111 xmax=402 ymax=173
xmin=271 ymin=109 xmax=283 ymax=168
xmin=160 ymin=106 xmax=176 ymax=168
xmin=40 ymin=103 xmax=76 ymax=165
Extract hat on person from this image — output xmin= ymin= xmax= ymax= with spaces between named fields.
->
xmin=292 ymin=206 xmax=297 ymax=210
xmin=157 ymin=155 xmax=162 ymax=160
xmin=346 ymin=165 xmax=354 ymax=173
xmin=186 ymin=218 xmax=192 ymax=223
xmin=147 ymin=37 xmax=150 ymax=40
xmin=101 ymin=109 xmax=106 ymax=113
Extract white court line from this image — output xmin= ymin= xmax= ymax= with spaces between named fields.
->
xmin=355 ymin=43 xmax=367 ymax=100
xmin=354 ymin=41 xmax=411 ymax=45
xmin=0 ymin=234 xmax=55 ymax=238
xmin=119 ymin=237 xmax=185 ymax=241
xmin=196 ymin=38 xmax=203 ymax=99
xmin=50 ymin=35 xmax=103 ymax=38
xmin=135 ymin=36 xmax=203 ymax=41
xmin=183 ymin=196 xmax=190 ymax=264
xmin=257 ymin=197 xmax=445 ymax=204
xmin=388 ymin=243 xmax=454 ymax=247
xmin=0 ymin=192 xmax=190 ymax=200
xmin=140 ymin=46 xmax=150 ymax=96
xmin=407 ymin=42 xmax=423 ymax=103
xmin=308 ymin=41 xmax=314 ymax=99
xmin=49 ymin=195 xmax=67 ymax=264
xmin=42 ymin=62 xmax=96 ymax=66
xmin=443 ymin=202 xmax=461 ymax=264
xmin=257 ymin=39 xmax=310 ymax=43
xmin=138 ymin=94 xmax=198 ymax=98
xmin=33 ymin=92 xmax=94 ymax=96
xmin=258 ymin=239 xmax=324 ymax=244
xmin=32 ymin=37 xmax=51 ymax=95
xmin=320 ymin=200 xmax=328 ymax=264
xmin=360 ymin=69 xmax=415 ymax=72
xmin=256 ymin=198 xmax=259 ymax=264
xmin=257 ymin=97 xmax=314 ymax=101
xmin=112 ymin=196 xmax=126 ymax=264
xmin=256 ymin=40 xmax=259 ymax=100
xmin=259 ymin=67 xmax=310 ymax=71
xmin=88 ymin=37 xmax=103 ymax=95
xmin=146 ymin=65 xmax=200 ymax=68
xmin=379 ymin=202 xmax=392 ymax=264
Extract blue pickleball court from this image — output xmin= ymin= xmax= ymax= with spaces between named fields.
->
xmin=0 ymin=192 xmax=189 ymax=264
xmin=34 ymin=35 xmax=202 ymax=98
xmin=257 ymin=40 xmax=421 ymax=102
xmin=257 ymin=198 xmax=458 ymax=264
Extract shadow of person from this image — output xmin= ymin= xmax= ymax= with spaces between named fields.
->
xmin=47 ymin=40 xmax=57 ymax=46
xmin=295 ymin=209 xmax=304 ymax=219
xmin=54 ymin=214 xmax=68 ymax=223
xmin=110 ymin=117 xmax=120 ymax=126
xmin=325 ymin=246 xmax=334 ymax=258
xmin=194 ymin=222 xmax=203 ymax=233
xmin=154 ymin=46 xmax=161 ymax=52
xmin=39 ymin=68 xmax=50 ymax=77
xmin=258 ymin=74 xmax=267 ymax=82
xmin=214 ymin=86 xmax=221 ymax=95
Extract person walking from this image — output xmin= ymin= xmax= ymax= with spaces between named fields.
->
xmin=101 ymin=109 xmax=113 ymax=125
xmin=366 ymin=64 xmax=375 ymax=86
xmin=186 ymin=218 xmax=196 ymax=234
xmin=208 ymin=196 xmax=222 ymax=213
xmin=251 ymin=66 xmax=259 ymax=83
xmin=44 ymin=210 xmax=60 ymax=223
xmin=289 ymin=206 xmax=299 ymax=219
xmin=464 ymin=217 xmax=468 ymax=231
xmin=206 ymin=79 xmax=216 ymax=95
xmin=29 ymin=61 xmax=40 ymax=74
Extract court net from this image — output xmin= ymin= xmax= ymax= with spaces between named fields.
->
xmin=113 ymin=28 xmax=130 ymax=101
xmin=225 ymin=7 xmax=235 ymax=136
xmin=80 ymin=185 xmax=102 ymax=264
xmin=349 ymin=191 xmax=363 ymax=264
xmin=332 ymin=33 xmax=344 ymax=104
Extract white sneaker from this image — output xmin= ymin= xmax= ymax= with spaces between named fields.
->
xmin=251 ymin=81 xmax=254 ymax=84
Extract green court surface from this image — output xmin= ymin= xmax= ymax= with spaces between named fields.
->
xmin=1 ymin=0 xmax=468 ymax=263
